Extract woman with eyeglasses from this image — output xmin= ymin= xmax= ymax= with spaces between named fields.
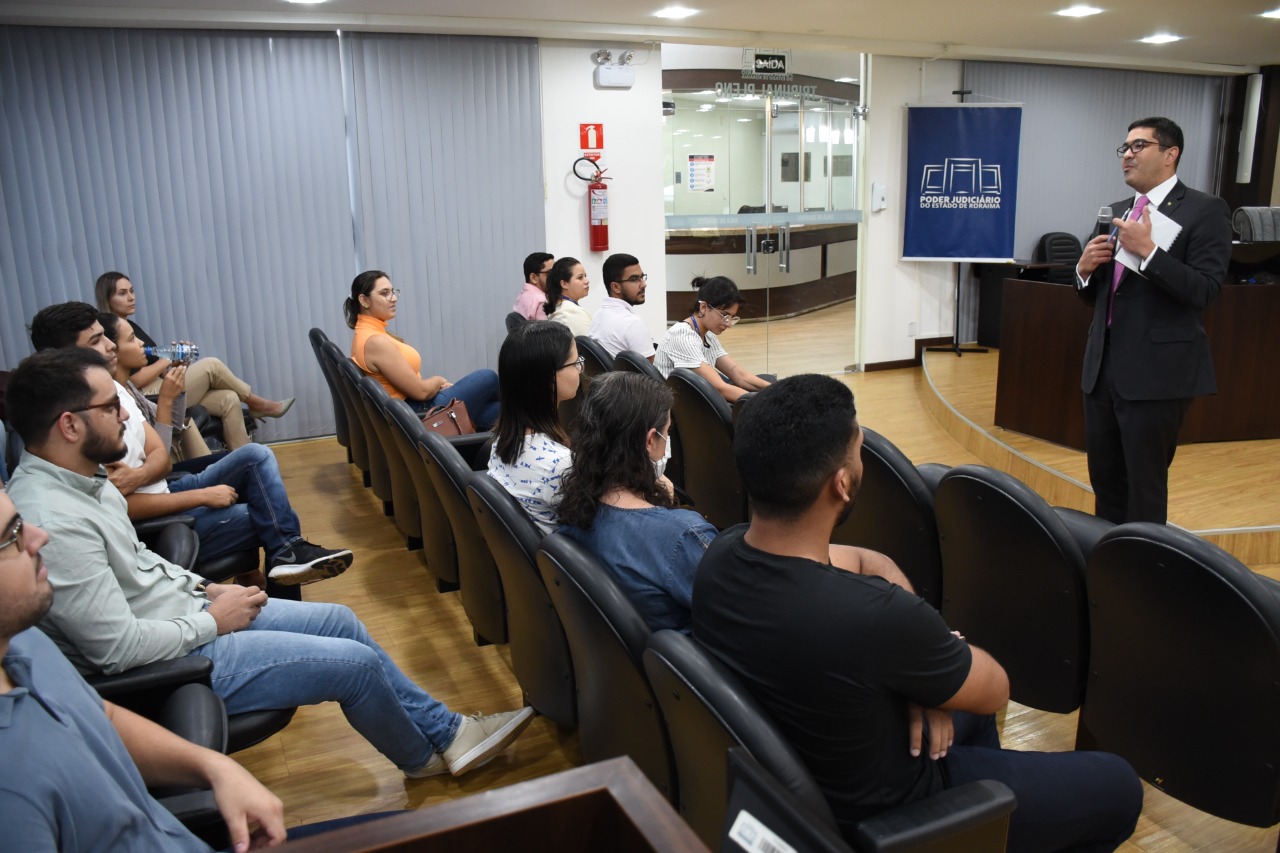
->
xmin=556 ymin=372 xmax=716 ymax=634
xmin=346 ymin=270 xmax=501 ymax=429
xmin=95 ymin=271 xmax=293 ymax=450
xmin=486 ymin=321 xmax=580 ymax=534
xmin=653 ymin=275 xmax=772 ymax=403
xmin=543 ymin=256 xmax=593 ymax=337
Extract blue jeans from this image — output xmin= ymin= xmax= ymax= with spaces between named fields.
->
xmin=940 ymin=712 xmax=1142 ymax=853
xmin=168 ymin=444 xmax=300 ymax=563
xmin=193 ymin=598 xmax=461 ymax=772
xmin=411 ymin=369 xmax=500 ymax=430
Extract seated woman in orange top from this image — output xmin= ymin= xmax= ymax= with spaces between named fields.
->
xmin=346 ymin=270 xmax=501 ymax=429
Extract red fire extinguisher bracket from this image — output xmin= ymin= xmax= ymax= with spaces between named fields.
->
xmin=573 ymin=157 xmax=611 ymax=253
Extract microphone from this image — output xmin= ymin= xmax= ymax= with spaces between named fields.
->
xmin=1096 ymin=206 xmax=1112 ymax=238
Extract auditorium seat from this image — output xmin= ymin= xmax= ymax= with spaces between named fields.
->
xmin=335 ymin=355 xmax=393 ymax=514
xmin=505 ymin=311 xmax=528 ymax=335
xmin=1077 ymin=523 xmax=1280 ymax=832
xmin=467 ymin=476 xmax=576 ymax=727
xmin=308 ymin=327 xmax=349 ymax=459
xmin=666 ymin=367 xmax=745 ymax=529
xmin=386 ymin=397 xmax=463 ymax=591
xmin=642 ymin=630 xmax=1017 ymax=851
xmin=831 ymin=426 xmax=946 ymax=608
xmin=575 ymin=335 xmax=613 ymax=379
xmin=322 ymin=340 xmax=371 ymax=487
xmin=359 ymin=375 xmax=422 ymax=549
xmin=935 ymin=465 xmax=1088 ymax=713
xmin=418 ymin=431 xmax=507 ymax=646
xmin=614 ymin=349 xmax=663 ymax=381
xmin=538 ymin=533 xmax=674 ymax=796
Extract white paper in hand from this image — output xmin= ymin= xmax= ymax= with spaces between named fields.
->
xmin=1115 ymin=208 xmax=1183 ymax=277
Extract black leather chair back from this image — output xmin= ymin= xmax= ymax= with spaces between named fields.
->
xmin=323 ymin=341 xmax=370 ymax=483
xmin=1078 ymin=522 xmax=1280 ymax=828
xmin=614 ymin=349 xmax=664 ymax=381
xmin=576 ymin=335 xmax=613 ymax=379
xmin=418 ymin=431 xmax=507 ymax=645
xmin=308 ymin=327 xmax=349 ymax=452
xmin=667 ymin=368 xmax=744 ymax=529
xmin=344 ymin=369 xmax=393 ymax=511
xmin=1032 ymin=231 xmax=1083 ymax=285
xmin=936 ymin=464 xmax=1088 ymax=713
xmin=538 ymin=533 xmax=674 ymax=796
xmin=386 ymin=398 xmax=459 ymax=589
xmin=468 ymin=476 xmax=576 ymax=727
xmin=359 ymin=375 xmax=420 ymax=542
xmin=643 ymin=629 xmax=837 ymax=847
xmin=832 ymin=427 xmax=945 ymax=608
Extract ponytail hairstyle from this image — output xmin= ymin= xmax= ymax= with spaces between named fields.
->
xmin=543 ymin=256 xmax=581 ymax=317
xmin=690 ymin=275 xmax=743 ymax=315
xmin=345 ymin=270 xmax=388 ymax=329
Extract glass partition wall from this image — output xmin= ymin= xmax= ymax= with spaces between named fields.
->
xmin=662 ymin=65 xmax=862 ymax=378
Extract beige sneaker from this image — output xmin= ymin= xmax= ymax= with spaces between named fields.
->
xmin=404 ymin=752 xmax=449 ymax=779
xmin=442 ymin=707 xmax=536 ymax=776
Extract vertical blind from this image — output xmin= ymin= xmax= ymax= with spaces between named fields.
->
xmin=0 ymin=26 xmax=544 ymax=441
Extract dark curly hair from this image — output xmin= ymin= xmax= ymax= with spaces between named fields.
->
xmin=557 ymin=372 xmax=675 ymax=530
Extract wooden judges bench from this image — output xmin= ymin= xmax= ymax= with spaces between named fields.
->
xmin=995 ymin=266 xmax=1280 ymax=451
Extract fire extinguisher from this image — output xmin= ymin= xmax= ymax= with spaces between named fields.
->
xmin=574 ymin=157 xmax=610 ymax=252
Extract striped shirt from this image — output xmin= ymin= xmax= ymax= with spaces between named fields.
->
xmin=654 ymin=320 xmax=727 ymax=379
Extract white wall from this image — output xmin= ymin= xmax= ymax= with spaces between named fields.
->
xmin=539 ymin=39 xmax=669 ymax=343
xmin=858 ymin=56 xmax=963 ymax=366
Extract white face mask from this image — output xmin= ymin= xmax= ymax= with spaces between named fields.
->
xmin=653 ymin=430 xmax=672 ymax=478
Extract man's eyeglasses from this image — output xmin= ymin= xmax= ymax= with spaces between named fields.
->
xmin=621 ymin=274 xmax=649 ymax=285
xmin=73 ymin=398 xmax=122 ymax=418
xmin=559 ymin=355 xmax=586 ymax=373
xmin=0 ymin=515 xmax=25 ymax=557
xmin=1115 ymin=139 xmax=1170 ymax=158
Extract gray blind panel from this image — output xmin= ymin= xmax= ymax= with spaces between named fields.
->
xmin=963 ymin=62 xmax=1224 ymax=259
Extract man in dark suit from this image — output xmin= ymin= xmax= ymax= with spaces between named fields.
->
xmin=1076 ymin=117 xmax=1232 ymax=524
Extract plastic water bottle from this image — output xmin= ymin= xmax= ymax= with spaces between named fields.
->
xmin=143 ymin=343 xmax=200 ymax=362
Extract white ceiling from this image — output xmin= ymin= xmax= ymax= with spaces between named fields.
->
xmin=1 ymin=0 xmax=1277 ymax=75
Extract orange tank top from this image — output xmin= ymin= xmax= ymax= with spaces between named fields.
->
xmin=351 ymin=314 xmax=421 ymax=400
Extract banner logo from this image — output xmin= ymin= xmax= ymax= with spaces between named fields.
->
xmin=919 ymin=158 xmax=1003 ymax=209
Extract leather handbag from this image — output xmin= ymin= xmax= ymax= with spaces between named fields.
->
xmin=421 ymin=398 xmax=475 ymax=436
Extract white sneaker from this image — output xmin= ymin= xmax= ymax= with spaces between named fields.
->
xmin=442 ymin=707 xmax=536 ymax=776
xmin=404 ymin=752 xmax=449 ymax=779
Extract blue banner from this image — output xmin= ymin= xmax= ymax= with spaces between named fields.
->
xmin=903 ymin=105 xmax=1021 ymax=261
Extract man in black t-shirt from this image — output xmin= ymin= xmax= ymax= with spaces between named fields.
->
xmin=692 ymin=375 xmax=1142 ymax=853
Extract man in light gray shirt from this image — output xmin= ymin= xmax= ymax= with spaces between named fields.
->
xmin=6 ymin=348 xmax=534 ymax=781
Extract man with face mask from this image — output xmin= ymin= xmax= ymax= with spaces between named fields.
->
xmin=693 ymin=374 xmax=1143 ymax=853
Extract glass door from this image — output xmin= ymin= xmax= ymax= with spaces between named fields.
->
xmin=664 ymin=72 xmax=861 ymax=379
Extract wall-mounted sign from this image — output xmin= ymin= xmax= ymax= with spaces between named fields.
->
xmin=687 ymin=154 xmax=716 ymax=192
xmin=579 ymin=123 xmax=603 ymax=150
xmin=715 ymin=82 xmax=818 ymax=99
xmin=742 ymin=48 xmax=792 ymax=80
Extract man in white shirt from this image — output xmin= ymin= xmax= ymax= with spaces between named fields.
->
xmin=588 ymin=253 xmax=655 ymax=361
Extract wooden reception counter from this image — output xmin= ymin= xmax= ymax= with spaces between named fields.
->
xmin=994 ymin=279 xmax=1280 ymax=450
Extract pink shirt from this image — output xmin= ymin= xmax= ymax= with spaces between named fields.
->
xmin=513 ymin=281 xmax=548 ymax=320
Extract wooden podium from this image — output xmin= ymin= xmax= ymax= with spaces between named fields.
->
xmin=994 ymin=279 xmax=1280 ymax=450
xmin=279 ymin=758 xmax=709 ymax=852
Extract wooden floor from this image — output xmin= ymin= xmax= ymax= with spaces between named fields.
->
xmin=923 ymin=347 xmax=1280 ymax=564
xmin=244 ymin=304 xmax=1280 ymax=849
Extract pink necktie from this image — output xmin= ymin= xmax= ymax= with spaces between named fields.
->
xmin=1107 ymin=194 xmax=1150 ymax=326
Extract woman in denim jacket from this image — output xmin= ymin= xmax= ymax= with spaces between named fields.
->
xmin=556 ymin=372 xmax=716 ymax=633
